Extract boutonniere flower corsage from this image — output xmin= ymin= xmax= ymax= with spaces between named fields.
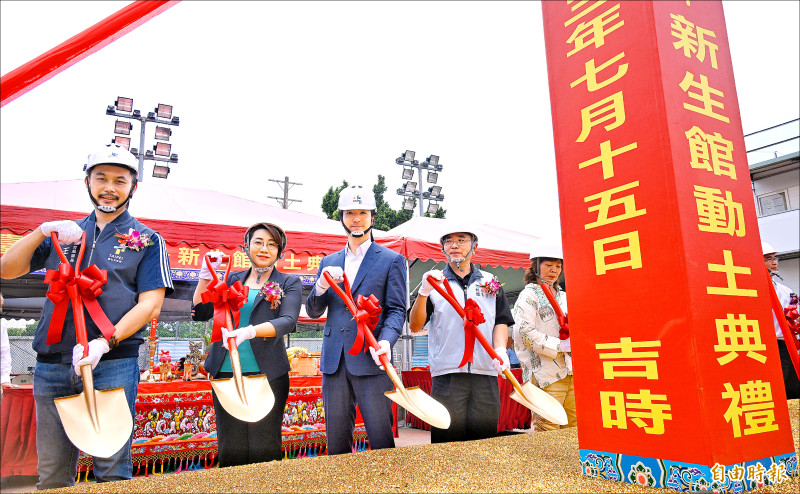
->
xmin=259 ymin=281 xmax=284 ymax=309
xmin=114 ymin=228 xmax=154 ymax=252
xmin=477 ymin=276 xmax=505 ymax=297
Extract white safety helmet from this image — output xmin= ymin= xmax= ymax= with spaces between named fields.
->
xmin=85 ymin=144 xmax=138 ymax=176
xmin=762 ymin=241 xmax=778 ymax=256
xmin=338 ymin=185 xmax=377 ymax=211
xmin=439 ymin=226 xmax=478 ymax=247
xmin=529 ymin=239 xmax=563 ymax=261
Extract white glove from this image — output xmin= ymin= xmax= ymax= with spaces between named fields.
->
xmin=72 ymin=339 xmax=110 ymax=375
xmin=316 ymin=266 xmax=344 ymax=293
xmin=492 ymin=347 xmax=510 ymax=377
xmin=369 ymin=340 xmax=391 ymax=370
xmin=41 ymin=221 xmax=83 ymax=244
xmin=199 ymin=250 xmax=224 ymax=280
xmin=559 ymin=337 xmax=571 ymax=353
xmin=419 ymin=270 xmax=444 ymax=297
xmin=221 ymin=325 xmax=257 ymax=350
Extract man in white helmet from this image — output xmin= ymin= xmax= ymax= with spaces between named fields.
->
xmin=0 ymin=144 xmax=173 ymax=488
xmin=306 ymin=184 xmax=407 ymax=454
xmin=762 ymin=241 xmax=799 ymax=399
xmin=408 ymin=226 xmax=514 ymax=443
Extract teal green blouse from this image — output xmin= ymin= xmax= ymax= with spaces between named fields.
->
xmin=220 ymin=289 xmax=260 ymax=373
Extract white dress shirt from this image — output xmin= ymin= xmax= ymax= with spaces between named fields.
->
xmin=345 ymin=239 xmax=372 ymax=283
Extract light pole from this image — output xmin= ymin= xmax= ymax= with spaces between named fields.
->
xmin=105 ymin=96 xmax=180 ymax=181
xmin=395 ymin=150 xmax=445 ymax=216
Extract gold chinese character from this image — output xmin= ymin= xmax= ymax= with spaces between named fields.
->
xmin=693 ymin=185 xmax=745 ymax=236
xmin=670 ymin=14 xmax=719 ymax=69
xmin=727 ymin=464 xmax=746 ymax=482
xmin=766 ymin=462 xmax=788 ymax=484
xmin=177 ymin=247 xmax=200 ymax=266
xmin=566 ymin=2 xmax=624 ymax=58
xmin=599 ymin=389 xmax=672 ymax=434
xmin=0 ymin=233 xmax=23 ymax=255
xmin=593 ymin=231 xmax=642 ymax=275
xmin=281 ymin=253 xmax=302 ymax=270
xmin=306 ymin=255 xmax=323 ymax=272
xmin=747 ymin=463 xmax=767 ymax=485
xmin=577 ymin=91 xmax=626 ymax=143
xmin=679 ymin=71 xmax=729 ymax=123
xmin=584 ymin=181 xmax=646 ymax=229
xmin=685 ymin=126 xmax=736 ymax=180
xmin=707 ymin=250 xmax=757 ymax=297
xmin=596 ymin=337 xmax=661 ymax=379
xmin=722 ymin=381 xmax=778 ymax=438
xmin=714 ymin=314 xmax=766 ymax=365
xmin=578 ymin=140 xmax=638 ymax=180
xmin=231 ymin=251 xmax=251 ymax=269
xmin=571 ymin=52 xmax=628 ymax=92
xmin=711 ymin=463 xmax=726 ymax=483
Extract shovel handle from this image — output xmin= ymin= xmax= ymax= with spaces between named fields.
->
xmin=203 ymin=253 xmax=233 ymax=284
xmin=51 ymin=232 xmax=90 ymax=358
xmin=426 ymin=275 xmax=501 ymax=361
xmin=766 ymin=268 xmax=800 ymax=379
xmin=538 ymin=282 xmax=565 ymax=321
xmin=323 ymin=272 xmax=359 ymax=319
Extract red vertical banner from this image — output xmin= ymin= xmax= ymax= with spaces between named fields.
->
xmin=541 ymin=1 xmax=796 ymax=491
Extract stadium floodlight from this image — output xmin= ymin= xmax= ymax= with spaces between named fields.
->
xmin=427 ymin=203 xmax=440 ymax=215
xmin=154 ymin=142 xmax=171 ymax=157
xmin=115 ymin=97 xmax=133 ymax=112
xmin=113 ymin=136 xmax=131 ymax=150
xmin=155 ymin=126 xmax=171 ymax=141
xmin=427 ymin=171 xmax=438 ymax=184
xmin=156 ymin=103 xmax=173 ymax=119
xmin=152 ymin=164 xmax=170 ymax=179
xmin=426 ymin=155 xmax=439 ymax=167
xmin=402 ymin=150 xmax=416 ymax=162
xmin=403 ymin=198 xmax=415 ymax=211
xmin=114 ymin=120 xmax=132 ymax=135
xmin=429 ymin=185 xmax=442 ymax=197
xmin=404 ymin=181 xmax=417 ymax=193
xmin=402 ymin=168 xmax=414 ymax=180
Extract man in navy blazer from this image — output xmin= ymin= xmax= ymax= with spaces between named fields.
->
xmin=306 ymin=185 xmax=407 ymax=454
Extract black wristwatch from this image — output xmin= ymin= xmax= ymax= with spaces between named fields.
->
xmin=108 ymin=335 xmax=120 ymax=349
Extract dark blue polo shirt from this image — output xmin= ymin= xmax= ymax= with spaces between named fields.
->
xmin=30 ymin=210 xmax=174 ymax=363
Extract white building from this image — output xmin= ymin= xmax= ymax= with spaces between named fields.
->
xmin=746 ymin=118 xmax=800 ymax=293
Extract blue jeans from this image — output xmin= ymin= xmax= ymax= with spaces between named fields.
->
xmin=33 ymin=357 xmax=139 ymax=489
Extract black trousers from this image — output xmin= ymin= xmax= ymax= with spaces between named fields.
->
xmin=430 ymin=373 xmax=500 ymax=444
xmin=211 ymin=372 xmax=290 ymax=467
xmin=777 ymin=339 xmax=800 ymax=400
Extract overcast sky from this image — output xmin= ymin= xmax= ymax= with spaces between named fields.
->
xmin=1 ymin=1 xmax=798 ymax=237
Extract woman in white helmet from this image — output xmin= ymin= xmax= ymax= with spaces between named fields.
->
xmin=192 ymin=222 xmax=302 ymax=466
xmin=511 ymin=239 xmax=576 ymax=430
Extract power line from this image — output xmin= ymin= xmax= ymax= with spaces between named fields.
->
xmin=268 ymin=176 xmax=303 ymax=209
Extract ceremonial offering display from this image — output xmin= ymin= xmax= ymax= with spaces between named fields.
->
xmin=287 ymin=347 xmax=321 ymax=376
xmin=542 ymin=1 xmax=796 ymax=490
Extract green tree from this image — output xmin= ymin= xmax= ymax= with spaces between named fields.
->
xmin=320 ymin=180 xmax=349 ymax=220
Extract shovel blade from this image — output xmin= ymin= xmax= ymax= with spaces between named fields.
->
xmin=386 ymin=386 xmax=451 ymax=430
xmin=211 ymin=374 xmax=275 ymax=422
xmin=54 ymin=387 xmax=133 ymax=458
xmin=509 ymin=380 xmax=568 ymax=426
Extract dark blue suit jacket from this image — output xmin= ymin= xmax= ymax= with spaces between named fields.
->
xmin=306 ymin=242 xmax=407 ymax=376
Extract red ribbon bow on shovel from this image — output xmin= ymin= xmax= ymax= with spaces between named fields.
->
xmin=538 ymin=282 xmax=569 ymax=340
xmin=426 ymin=276 xmax=489 ymax=368
xmin=44 ymin=232 xmax=115 ymax=345
xmin=200 ymin=254 xmax=249 ymax=343
xmin=322 ymin=272 xmax=383 ymax=356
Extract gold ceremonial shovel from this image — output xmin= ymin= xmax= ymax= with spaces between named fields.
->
xmin=206 ymin=254 xmax=275 ymax=422
xmin=426 ymin=275 xmax=568 ymax=426
xmin=324 ymin=272 xmax=451 ymax=430
xmin=50 ymin=233 xmax=133 ymax=458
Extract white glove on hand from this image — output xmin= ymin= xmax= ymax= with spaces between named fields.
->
xmin=492 ymin=347 xmax=510 ymax=377
xmin=369 ymin=340 xmax=391 ymax=370
xmin=221 ymin=325 xmax=257 ymax=350
xmin=199 ymin=250 xmax=224 ymax=280
xmin=41 ymin=220 xmax=83 ymax=244
xmin=316 ymin=266 xmax=344 ymax=293
xmin=72 ymin=339 xmax=110 ymax=375
xmin=559 ymin=337 xmax=571 ymax=353
xmin=419 ymin=270 xmax=444 ymax=297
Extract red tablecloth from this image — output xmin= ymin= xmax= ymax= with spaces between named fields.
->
xmin=0 ymin=385 xmax=37 ymax=477
xmin=1 ymin=376 xmax=397 ymax=478
xmin=401 ymin=368 xmax=532 ymax=432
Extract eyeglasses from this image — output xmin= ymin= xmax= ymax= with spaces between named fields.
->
xmin=764 ymin=256 xmax=779 ymax=262
xmin=252 ymin=241 xmax=279 ymax=251
xmin=443 ymin=238 xmax=471 ymax=247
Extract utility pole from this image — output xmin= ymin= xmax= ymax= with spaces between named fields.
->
xmin=268 ymin=176 xmax=303 ymax=209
